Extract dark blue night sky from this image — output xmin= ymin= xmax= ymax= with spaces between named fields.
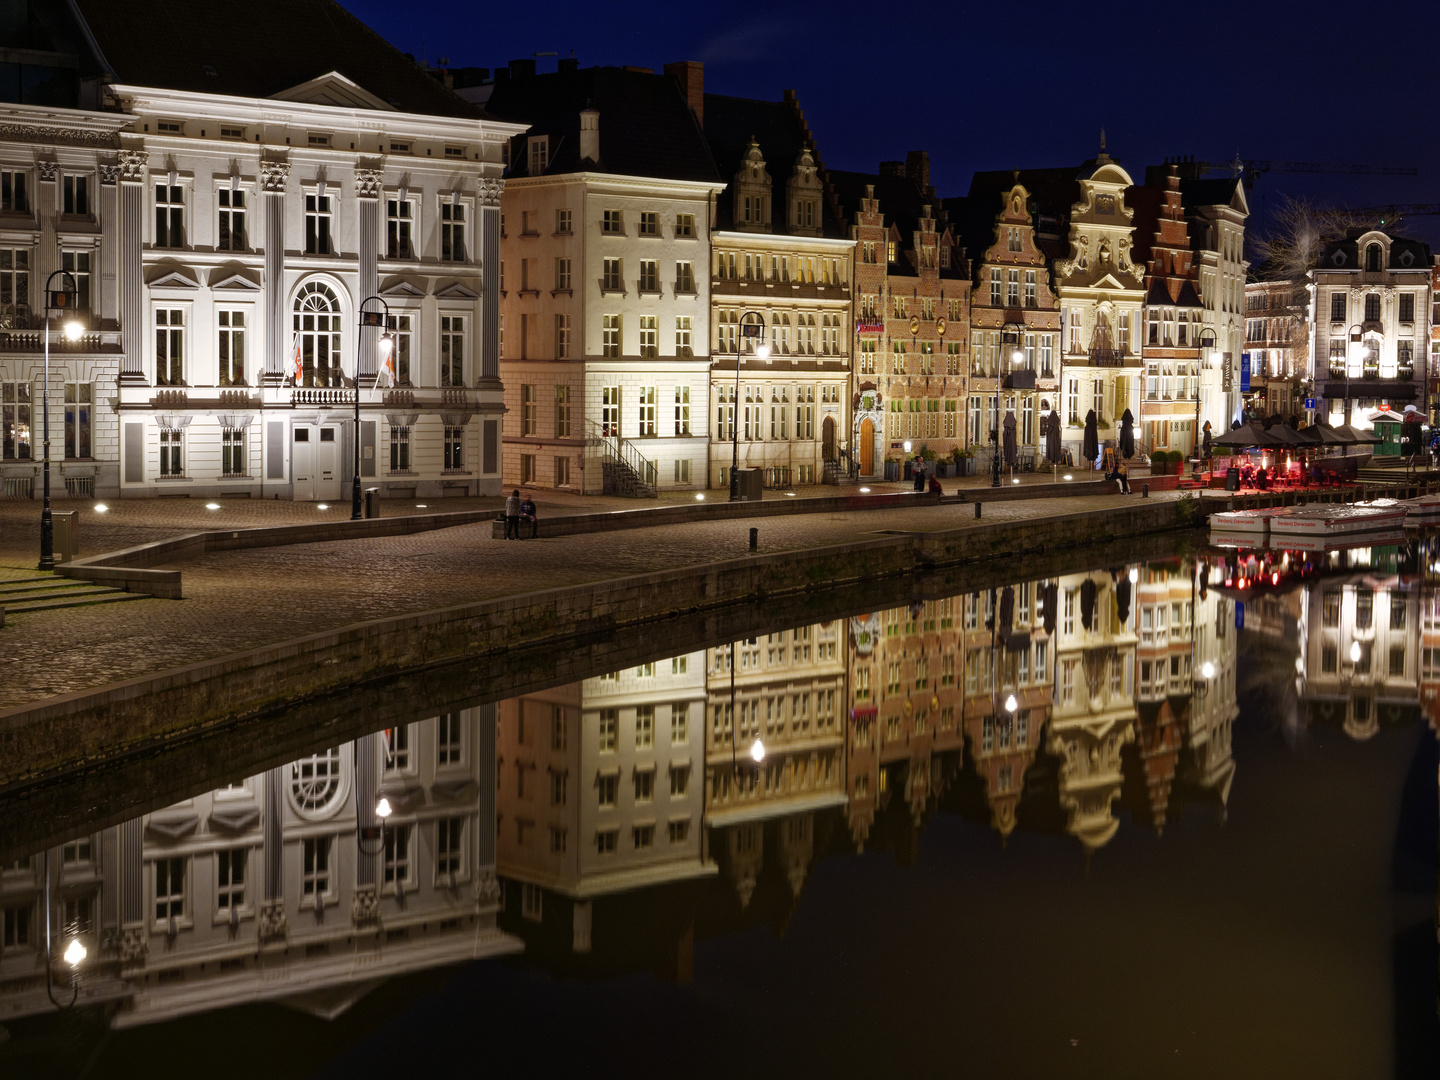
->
xmin=339 ymin=0 xmax=1440 ymax=242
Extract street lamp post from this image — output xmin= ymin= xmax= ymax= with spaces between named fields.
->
xmin=38 ymin=271 xmax=83 ymax=571
xmin=1196 ymin=327 xmax=1219 ymax=464
xmin=1346 ymin=323 xmax=1364 ymax=428
xmin=353 ymin=297 xmax=394 ymax=520
xmin=729 ymin=311 xmax=769 ymax=502
xmin=43 ymin=848 xmax=84 ymax=1009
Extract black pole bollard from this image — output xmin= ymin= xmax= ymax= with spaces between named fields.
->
xmin=749 ymin=527 xmax=758 ymax=550
xmin=974 ymin=500 xmax=982 ymax=518
xmin=1142 ymin=483 xmax=1149 ymax=498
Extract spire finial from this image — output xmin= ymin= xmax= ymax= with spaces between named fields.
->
xmin=1100 ymin=126 xmax=1106 ymax=153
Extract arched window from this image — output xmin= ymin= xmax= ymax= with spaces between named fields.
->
xmin=290 ymin=747 xmax=345 ymax=817
xmin=293 ymin=282 xmax=343 ymax=388
xmin=1365 ymin=243 xmax=1381 ymax=272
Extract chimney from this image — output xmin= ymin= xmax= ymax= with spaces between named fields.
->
xmin=558 ymin=57 xmax=578 ymax=74
xmin=509 ymin=58 xmax=535 ymax=80
xmin=579 ymin=108 xmax=599 ymax=164
xmin=664 ymin=60 xmax=704 ymax=128
xmin=905 ymin=150 xmax=930 ymax=193
xmin=879 ymin=161 xmax=905 ymax=178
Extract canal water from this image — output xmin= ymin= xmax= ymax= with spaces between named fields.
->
xmin=1 ymin=539 xmax=1437 ymax=1078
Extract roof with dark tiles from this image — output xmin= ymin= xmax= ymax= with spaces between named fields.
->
xmin=76 ymin=0 xmax=483 ymax=118
xmin=486 ymin=66 xmax=719 ymax=184
xmin=703 ymin=92 xmax=843 ymax=237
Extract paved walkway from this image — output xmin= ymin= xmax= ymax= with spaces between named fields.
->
xmin=0 ymin=475 xmax=1165 ymax=709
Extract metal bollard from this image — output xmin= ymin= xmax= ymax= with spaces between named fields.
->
xmin=749 ymin=527 xmax=758 ymax=550
xmin=1142 ymin=483 xmax=1149 ymax=498
xmin=974 ymin=500 xmax=982 ymax=518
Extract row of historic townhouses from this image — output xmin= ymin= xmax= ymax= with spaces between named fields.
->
xmin=1048 ymin=569 xmax=1138 ymax=853
xmin=1172 ymin=168 xmax=1249 ymax=432
xmin=1431 ymin=259 xmax=1440 ymax=426
xmin=0 ymin=103 xmax=131 ymax=500
xmin=1049 ymin=154 xmax=1146 ymax=466
xmin=827 ymin=154 xmax=966 ymax=478
xmin=0 ymin=711 xmax=516 ymax=1025
xmin=1308 ymin=229 xmax=1432 ymax=429
xmin=486 ymin=63 xmax=724 ymax=495
xmin=495 ymin=656 xmax=712 ymax=952
xmin=957 ymin=580 xmax=1053 ymax=840
xmin=950 ymin=179 xmax=1062 ymax=472
xmin=844 ymin=612 xmax=881 ymax=849
xmin=1131 ymin=167 xmax=1206 ymax=456
xmin=1420 ymin=565 xmax=1440 ymax=734
xmin=1300 ymin=567 xmax=1420 ymax=738
xmin=74 ymin=0 xmax=517 ymax=501
xmin=1243 ymin=272 xmax=1309 ymax=420
xmin=702 ymin=87 xmax=855 ymax=490
xmin=703 ymin=624 xmax=847 ymax=904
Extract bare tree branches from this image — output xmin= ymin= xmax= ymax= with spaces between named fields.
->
xmin=1249 ymin=194 xmax=1388 ymax=281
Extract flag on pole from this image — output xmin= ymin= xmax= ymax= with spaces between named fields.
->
xmin=380 ymin=342 xmax=396 ymax=387
xmin=291 ymin=333 xmax=303 ymax=385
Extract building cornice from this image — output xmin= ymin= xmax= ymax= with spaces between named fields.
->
xmin=506 ymin=172 xmax=726 ymax=197
xmin=0 ymin=102 xmax=131 ymax=147
xmin=711 ymin=230 xmax=855 ymax=253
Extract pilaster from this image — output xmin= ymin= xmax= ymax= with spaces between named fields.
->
xmin=262 ymin=160 xmax=290 ymax=382
xmin=117 ymin=149 xmax=146 ymax=381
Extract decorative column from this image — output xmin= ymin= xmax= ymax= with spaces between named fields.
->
xmin=474 ymin=702 xmax=500 ymax=905
xmin=261 ymin=161 xmax=290 ymax=383
xmin=259 ymin=765 xmax=288 ymax=943
xmin=117 ymin=149 xmax=147 ymax=382
xmin=351 ymin=733 xmax=379 ymax=926
xmin=35 ymin=158 xmax=58 ymax=287
xmin=98 ymin=163 xmax=121 ymax=327
xmin=117 ymin=817 xmax=146 ymax=967
xmin=477 ymin=177 xmax=504 ymax=387
xmin=354 ymin=168 xmax=383 ymax=383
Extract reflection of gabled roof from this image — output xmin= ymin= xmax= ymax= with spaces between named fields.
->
xmin=77 ymin=0 xmax=483 ymax=118
xmin=487 ymin=67 xmax=719 ymax=183
xmin=703 ymin=93 xmax=843 ymax=237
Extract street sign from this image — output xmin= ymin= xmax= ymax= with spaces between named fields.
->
xmin=1240 ymin=352 xmax=1251 ymax=393
xmin=1304 ymin=397 xmax=1317 ymax=410
xmin=740 ymin=321 xmax=762 ymax=339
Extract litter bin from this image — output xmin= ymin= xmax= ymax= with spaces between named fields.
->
xmin=53 ymin=510 xmax=78 ymax=563
xmin=1225 ymin=467 xmax=1240 ymax=493
xmin=363 ymin=487 xmax=380 ymax=518
xmin=734 ymin=468 xmax=763 ymax=502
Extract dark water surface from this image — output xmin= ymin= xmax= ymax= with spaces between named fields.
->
xmin=2 ymin=537 xmax=1437 ymax=1078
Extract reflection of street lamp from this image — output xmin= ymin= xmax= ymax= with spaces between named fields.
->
xmin=1349 ymin=639 xmax=1362 ymax=664
xmin=38 ymin=271 xmax=83 ymax=571
xmin=750 ymin=739 xmax=766 ymax=763
xmin=730 ymin=312 xmax=770 ymax=501
xmin=43 ymin=849 xmax=84 ymax=1008
xmin=995 ymin=322 xmax=1023 ymax=487
xmin=1004 ymin=693 xmax=1018 ymax=714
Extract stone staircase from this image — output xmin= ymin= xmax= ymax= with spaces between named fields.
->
xmin=0 ymin=573 xmax=149 ymax=615
xmin=822 ymin=461 xmax=860 ymax=486
xmin=1356 ymin=456 xmax=1438 ymax=484
xmin=587 ymin=421 xmax=657 ymax=498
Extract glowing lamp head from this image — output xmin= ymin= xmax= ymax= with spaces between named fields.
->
xmin=1349 ymin=641 xmax=1362 ymax=664
xmin=1004 ymin=694 xmax=1018 ymax=714
xmin=63 ymin=938 xmax=86 ymax=968
xmin=749 ymin=739 xmax=766 ymax=763
xmin=378 ymin=331 xmax=394 ymax=358
xmin=1128 ymin=567 xmax=1139 ymax=584
xmin=754 ymin=341 xmax=771 ymax=360
xmin=63 ymin=319 xmax=83 ymax=341
xmin=374 ymin=796 xmax=393 ymax=820
xmin=1011 ymin=348 xmax=1023 ymax=365
xmin=903 ymin=441 xmax=913 ymax=453
xmin=1201 ymin=661 xmax=1215 ymax=679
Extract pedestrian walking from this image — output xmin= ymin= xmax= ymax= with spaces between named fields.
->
xmin=504 ymin=489 xmax=521 ymax=540
xmin=520 ymin=494 xmax=538 ymax=539
xmin=912 ymin=457 xmax=926 ymax=492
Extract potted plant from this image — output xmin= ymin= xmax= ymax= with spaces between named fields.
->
xmin=884 ymin=456 xmax=901 ymax=481
xmin=956 ymin=445 xmax=976 ymax=476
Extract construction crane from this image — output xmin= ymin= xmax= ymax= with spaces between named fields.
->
xmin=1347 ymin=204 xmax=1440 ymax=223
xmin=1183 ymin=155 xmax=1419 ymax=187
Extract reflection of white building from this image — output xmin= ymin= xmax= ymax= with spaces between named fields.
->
xmin=1048 ymin=570 xmax=1137 ymax=851
xmin=496 ymin=655 xmax=713 ymax=950
xmin=1303 ymin=566 xmax=1418 ymax=737
xmin=1187 ymin=568 xmax=1238 ymax=799
xmin=0 ymin=711 xmax=515 ymax=1025
xmin=705 ymin=624 xmax=847 ymax=904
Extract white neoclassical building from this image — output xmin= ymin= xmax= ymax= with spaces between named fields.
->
xmin=1 ymin=0 xmax=521 ymax=502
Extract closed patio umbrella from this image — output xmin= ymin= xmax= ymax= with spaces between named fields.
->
xmin=1080 ymin=578 xmax=1097 ymax=632
xmin=1003 ymin=409 xmax=1018 ymax=467
xmin=1119 ymin=408 xmax=1135 ymax=459
xmin=1082 ymin=409 xmax=1099 ymax=463
xmin=1045 ymin=410 xmax=1062 ymax=463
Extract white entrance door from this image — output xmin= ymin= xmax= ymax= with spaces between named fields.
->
xmin=316 ymin=426 xmax=341 ymax=500
xmin=292 ymin=426 xmax=315 ymax=501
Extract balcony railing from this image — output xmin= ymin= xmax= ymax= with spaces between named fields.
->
xmin=1087 ymin=348 xmax=1138 ymax=368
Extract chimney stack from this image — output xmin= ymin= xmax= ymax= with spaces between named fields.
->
xmin=664 ymin=60 xmax=704 ymax=128
xmin=905 ymin=150 xmax=930 ymax=193
xmin=579 ymin=108 xmax=599 ymax=164
xmin=509 ymin=58 xmax=535 ymax=80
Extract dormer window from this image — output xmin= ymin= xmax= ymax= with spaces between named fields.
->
xmin=157 ymin=120 xmax=184 ymax=135
xmin=1365 ymin=243 xmax=1382 ymax=272
xmin=389 ymin=142 xmax=411 ymax=154
xmin=307 ymin=133 xmax=330 ymax=147
xmin=528 ymin=135 xmax=549 ymax=175
xmin=795 ymin=200 xmax=816 ymax=229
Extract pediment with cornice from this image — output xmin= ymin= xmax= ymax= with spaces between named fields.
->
xmin=436 ymin=282 xmax=478 ymax=300
xmin=269 ymin=71 xmax=396 ymax=111
xmin=147 ymin=266 xmax=199 ymax=288
xmin=381 ymin=277 xmax=426 ymax=297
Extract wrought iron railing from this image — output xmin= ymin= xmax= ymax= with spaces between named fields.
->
xmin=586 ymin=420 xmax=657 ymax=493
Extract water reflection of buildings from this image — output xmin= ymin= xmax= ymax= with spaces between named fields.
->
xmin=0 ymin=713 xmax=516 ymax=1026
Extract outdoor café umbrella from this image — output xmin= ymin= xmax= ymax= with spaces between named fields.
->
xmin=1114 ymin=571 xmax=1131 ymax=624
xmin=1080 ymin=578 xmax=1096 ymax=632
xmin=1082 ymin=409 xmax=1099 ymax=463
xmin=1335 ymin=424 xmax=1383 ymax=445
xmin=1119 ymin=408 xmax=1135 ymax=459
xmin=1045 ymin=410 xmax=1062 ymax=462
xmin=1003 ymin=409 xmax=1018 ymax=467
xmin=1212 ymin=420 xmax=1266 ymax=448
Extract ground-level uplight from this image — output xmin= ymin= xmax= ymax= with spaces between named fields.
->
xmin=695 ymin=493 xmax=705 ymax=500
xmin=1063 ymin=473 xmax=1073 ymax=481
xmin=205 ymin=502 xmax=220 ymax=510
xmin=859 ymin=486 xmax=871 ymax=493
xmin=317 ymin=503 xmax=329 ymax=510
xmin=785 ymin=491 xmax=796 ymax=496
xmin=1012 ymin=478 xmax=1019 ymax=485
xmin=416 ymin=504 xmax=427 ymax=509
xmin=750 ymin=739 xmax=766 ymax=763
xmin=93 ymin=503 xmax=107 ymax=513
